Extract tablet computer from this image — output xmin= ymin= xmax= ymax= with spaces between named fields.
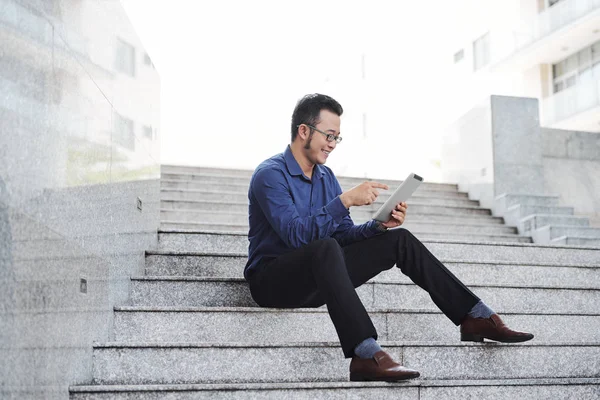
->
xmin=373 ymin=173 xmax=423 ymax=222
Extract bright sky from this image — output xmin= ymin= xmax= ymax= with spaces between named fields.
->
xmin=121 ymin=0 xmax=482 ymax=181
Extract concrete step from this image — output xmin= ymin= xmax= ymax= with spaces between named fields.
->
xmin=162 ymin=165 xmax=254 ymax=177
xmin=145 ymin=250 xmax=600 ymax=290
xmin=159 ymin=206 xmax=492 ymax=226
xmin=160 ymin=201 xmax=491 ymax=216
xmin=69 ymin=378 xmax=600 ymax=400
xmin=160 ymin=213 xmax=506 ymax=231
xmin=128 ymin=277 xmax=600 ymax=314
xmin=546 ymin=226 xmax=600 ymax=239
xmin=504 ymin=204 xmax=574 ymax=227
xmin=551 ymin=236 xmax=600 ymax=247
xmin=160 ymin=175 xmax=458 ymax=193
xmin=159 ymin=221 xmax=518 ymax=235
xmin=494 ymin=194 xmax=560 ymax=216
xmin=409 ymin=233 xmax=529 ymax=243
xmin=519 ymin=214 xmax=590 ymax=235
xmin=158 ymin=221 xmax=517 ymax=237
xmin=161 ymin=179 xmax=469 ymax=199
xmin=149 ymin=232 xmax=600 ymax=265
xmin=91 ymin=341 xmax=600 ymax=384
xmin=113 ymin=306 xmax=600 ymax=344
xmin=160 ymin=192 xmax=478 ymax=208
xmin=161 ymin=186 xmax=470 ymax=200
xmin=533 ymin=226 xmax=600 ymax=245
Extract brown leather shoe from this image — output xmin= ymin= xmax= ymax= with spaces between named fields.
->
xmin=349 ymin=351 xmax=420 ymax=382
xmin=461 ymin=314 xmax=534 ymax=343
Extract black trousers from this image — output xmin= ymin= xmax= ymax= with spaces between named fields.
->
xmin=247 ymin=228 xmax=480 ymax=358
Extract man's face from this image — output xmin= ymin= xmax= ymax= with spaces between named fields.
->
xmin=303 ymin=109 xmax=341 ymax=165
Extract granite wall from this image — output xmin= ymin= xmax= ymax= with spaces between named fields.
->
xmin=0 ymin=1 xmax=160 ymax=398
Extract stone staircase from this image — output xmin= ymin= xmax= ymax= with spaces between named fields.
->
xmin=70 ymin=165 xmax=600 ymax=399
xmin=496 ymin=193 xmax=600 ymax=247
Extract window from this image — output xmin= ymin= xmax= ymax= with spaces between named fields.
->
xmin=114 ymin=112 xmax=135 ymax=150
xmin=115 ymin=38 xmax=136 ymax=77
xmin=552 ymin=39 xmax=600 ymax=93
xmin=143 ymin=53 xmax=154 ymax=68
xmin=362 ymin=113 xmax=367 ymax=139
xmin=361 ymin=53 xmax=366 ymax=79
xmin=473 ymin=33 xmax=490 ymax=71
xmin=593 ymin=42 xmax=600 ymax=61
xmin=453 ymin=49 xmax=464 ymax=63
xmin=143 ymin=125 xmax=153 ymax=140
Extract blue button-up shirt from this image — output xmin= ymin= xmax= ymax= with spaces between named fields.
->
xmin=244 ymin=145 xmax=381 ymax=279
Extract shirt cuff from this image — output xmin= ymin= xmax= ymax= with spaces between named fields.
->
xmin=369 ymin=219 xmax=387 ymax=233
xmin=326 ymin=196 xmax=350 ymax=223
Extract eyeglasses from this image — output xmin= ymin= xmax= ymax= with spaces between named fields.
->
xmin=298 ymin=124 xmax=343 ymax=144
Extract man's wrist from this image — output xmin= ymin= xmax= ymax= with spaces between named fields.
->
xmin=339 ymin=193 xmax=351 ymax=209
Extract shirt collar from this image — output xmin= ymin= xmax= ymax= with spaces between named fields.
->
xmin=284 ymin=145 xmax=324 ymax=181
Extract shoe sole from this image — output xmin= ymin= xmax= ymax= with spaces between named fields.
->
xmin=350 ymin=372 xmax=420 ymax=382
xmin=461 ymin=333 xmax=535 ymax=343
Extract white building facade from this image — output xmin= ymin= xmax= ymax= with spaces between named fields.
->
xmin=448 ymin=0 xmax=600 ymax=133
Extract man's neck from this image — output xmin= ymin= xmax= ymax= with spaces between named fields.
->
xmin=290 ymin=143 xmax=315 ymax=179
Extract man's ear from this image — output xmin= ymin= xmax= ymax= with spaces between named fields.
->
xmin=297 ymin=124 xmax=308 ymax=141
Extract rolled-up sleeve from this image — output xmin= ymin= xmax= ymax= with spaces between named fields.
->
xmin=252 ymin=167 xmax=349 ymax=249
xmin=331 ymin=179 xmax=384 ymax=246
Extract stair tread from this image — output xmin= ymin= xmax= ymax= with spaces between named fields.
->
xmin=114 ymin=305 xmax=600 ymax=316
xmin=146 ymin=250 xmax=600 ymax=269
xmin=70 ymin=377 xmax=600 ymax=392
xmin=149 ymin=235 xmax=600 ymax=250
xmin=93 ymin=340 xmax=600 ymax=348
xmin=129 ymin=275 xmax=600 ymax=290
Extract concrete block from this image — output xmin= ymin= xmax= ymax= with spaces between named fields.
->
xmin=145 ymin=253 xmax=247 ymax=277
xmin=372 ymin=282 xmax=600 ymax=314
xmin=69 ymin=379 xmax=600 ymax=400
xmin=159 ymin=205 xmax=491 ymax=225
xmin=129 ymin=278 xmax=600 ymax=314
xmin=71 ymin=382 xmax=421 ymax=399
xmin=156 ymin=227 xmax=522 ymax=255
xmin=494 ymin=193 xmax=559 ymax=216
xmin=144 ymin=252 xmax=600 ymax=290
xmin=156 ymin=232 xmax=248 ymax=254
xmin=519 ymin=214 xmax=589 ymax=236
xmin=404 ymin=342 xmax=600 ymax=380
xmin=161 ymin=179 xmax=249 ymax=192
xmin=551 ymin=236 xmax=600 ymax=247
xmin=91 ymin=342 xmax=600 ymax=384
xmin=411 ymin=232 xmax=529 ymax=243
xmin=151 ymin=233 xmax=600 ymax=265
xmin=504 ymin=204 xmax=574 ymax=227
xmin=160 ymin=174 xmax=457 ymax=193
xmin=546 ymin=226 xmax=600 ymax=239
xmin=159 ymin=213 xmax=505 ymax=232
xmin=162 ymin=166 xmax=254 ymax=177
xmin=113 ymin=307 xmax=600 ymax=344
xmin=160 ymin=190 xmax=475 ymax=207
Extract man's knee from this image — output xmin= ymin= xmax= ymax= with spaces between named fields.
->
xmin=310 ymin=238 xmax=345 ymax=272
xmin=312 ymin=237 xmax=342 ymax=252
xmin=388 ymin=227 xmax=412 ymax=242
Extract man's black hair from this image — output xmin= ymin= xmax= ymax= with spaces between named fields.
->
xmin=291 ymin=93 xmax=343 ymax=142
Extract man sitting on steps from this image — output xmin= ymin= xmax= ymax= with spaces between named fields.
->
xmin=244 ymin=93 xmax=534 ymax=382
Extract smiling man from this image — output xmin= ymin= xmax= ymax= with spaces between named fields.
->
xmin=244 ymin=93 xmax=533 ymax=382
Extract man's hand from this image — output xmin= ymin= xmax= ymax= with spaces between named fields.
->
xmin=381 ymin=202 xmax=408 ymax=229
xmin=340 ymin=181 xmax=389 ymax=209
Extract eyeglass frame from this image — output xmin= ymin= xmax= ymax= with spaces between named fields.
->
xmin=297 ymin=124 xmax=343 ymax=144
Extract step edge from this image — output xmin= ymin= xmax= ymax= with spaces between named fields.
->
xmin=69 ymin=377 xmax=600 ymax=392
